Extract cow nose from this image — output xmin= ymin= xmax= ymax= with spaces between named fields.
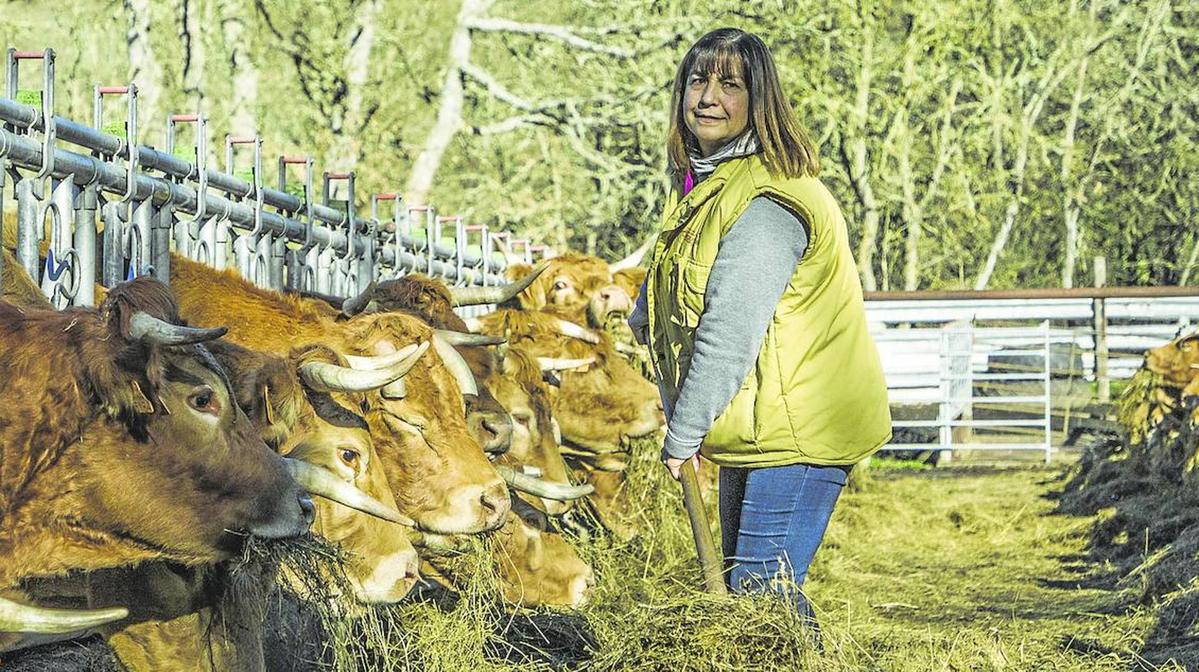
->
xmin=482 ymin=415 xmax=513 ymax=455
xmin=298 ymin=494 xmax=316 ymax=528
xmin=480 ymin=481 xmax=511 ymax=521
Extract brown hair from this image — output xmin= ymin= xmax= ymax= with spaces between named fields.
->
xmin=666 ymin=28 xmax=820 ymax=183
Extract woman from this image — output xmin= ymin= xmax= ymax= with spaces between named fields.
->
xmin=627 ymin=28 xmax=891 ymax=631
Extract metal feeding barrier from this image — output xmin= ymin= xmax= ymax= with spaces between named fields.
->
xmin=867 ymin=285 xmax=1199 ymax=462
xmin=0 ymin=47 xmax=552 ymax=308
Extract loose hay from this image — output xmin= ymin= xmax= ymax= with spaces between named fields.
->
xmin=1060 ymin=356 xmax=1199 ymax=665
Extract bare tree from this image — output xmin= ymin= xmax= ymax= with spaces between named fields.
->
xmin=179 ymin=0 xmax=207 ymax=113
xmin=217 ymin=0 xmax=259 ymax=136
xmin=125 ymin=0 xmax=163 ymax=136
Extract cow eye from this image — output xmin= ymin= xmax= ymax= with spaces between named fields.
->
xmin=339 ymin=448 xmax=361 ymax=471
xmin=188 ymin=386 xmax=220 ymax=415
xmin=552 ymin=280 xmax=569 ymax=291
xmin=512 ymin=412 xmax=532 ymax=427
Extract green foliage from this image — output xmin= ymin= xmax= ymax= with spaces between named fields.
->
xmin=0 ymin=0 xmax=1195 ymax=286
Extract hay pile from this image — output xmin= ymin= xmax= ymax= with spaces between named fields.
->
xmin=1059 ymin=360 xmax=1199 ymax=665
xmin=259 ymin=433 xmax=824 ymax=671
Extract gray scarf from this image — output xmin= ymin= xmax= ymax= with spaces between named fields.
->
xmin=688 ymin=131 xmax=760 ymax=180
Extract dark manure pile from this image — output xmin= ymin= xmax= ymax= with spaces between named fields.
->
xmin=1058 ymin=365 xmax=1199 ymax=667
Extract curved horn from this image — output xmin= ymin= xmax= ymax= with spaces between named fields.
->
xmin=554 ymin=319 xmax=600 ymax=344
xmin=283 ymin=458 xmax=414 ymax=526
xmin=342 ymin=341 xmax=429 ymax=374
xmin=496 ymin=465 xmax=594 ymax=501
xmin=610 ymin=235 xmax=654 ymax=272
xmin=0 ymin=597 xmax=128 ymax=634
xmin=434 ymin=329 xmax=505 ymax=347
xmin=613 ymin=342 xmax=639 ymax=356
xmin=340 ymin=281 xmax=377 ymax=317
xmin=537 ymin=356 xmax=595 ymax=372
xmin=431 ymin=333 xmax=479 ymax=397
xmin=298 ymin=342 xmax=427 ymax=393
xmin=449 ymin=259 xmax=550 ymax=307
xmin=128 ymin=312 xmax=227 ymax=346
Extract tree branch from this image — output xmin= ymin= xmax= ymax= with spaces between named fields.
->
xmin=464 ymin=16 xmax=635 ymax=57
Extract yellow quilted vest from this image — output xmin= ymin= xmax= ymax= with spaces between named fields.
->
xmin=646 ymin=155 xmax=891 ymax=467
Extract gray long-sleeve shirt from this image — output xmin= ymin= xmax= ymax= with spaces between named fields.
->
xmin=628 ymin=196 xmax=808 ymax=460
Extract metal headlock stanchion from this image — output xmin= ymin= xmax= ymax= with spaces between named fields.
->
xmin=371 ymin=192 xmax=402 ymax=280
xmin=0 ymin=42 xmax=528 ymax=307
xmin=323 ymin=171 xmax=358 ymax=296
xmin=278 ymin=154 xmax=315 ymax=292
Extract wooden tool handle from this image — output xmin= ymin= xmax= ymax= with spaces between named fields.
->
xmin=680 ymin=464 xmax=728 ymax=595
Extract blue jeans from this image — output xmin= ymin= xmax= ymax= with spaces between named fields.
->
xmin=719 ymin=462 xmax=848 ymax=629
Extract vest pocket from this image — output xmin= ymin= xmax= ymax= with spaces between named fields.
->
xmin=705 ymin=366 xmax=758 ymax=451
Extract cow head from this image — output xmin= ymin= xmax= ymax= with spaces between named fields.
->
xmin=472 ymin=310 xmax=664 ymax=466
xmin=1146 ymin=331 xmax=1199 ymax=387
xmin=0 ymin=278 xmax=312 ymax=590
xmin=495 ymin=505 xmax=594 ymax=608
xmin=344 ymin=275 xmax=515 ymax=456
xmin=206 ymin=341 xmax=420 ymax=603
xmin=505 ymin=254 xmax=633 ymax=329
xmin=487 ymin=346 xmax=582 ymax=516
xmin=344 ymin=313 xmax=510 ymax=535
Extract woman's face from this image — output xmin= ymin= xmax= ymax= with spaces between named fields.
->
xmin=683 ymin=63 xmax=750 ymax=157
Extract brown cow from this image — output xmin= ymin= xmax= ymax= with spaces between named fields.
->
xmin=169 ymin=255 xmax=509 ymax=535
xmin=488 ymin=345 xmax=584 ymax=516
xmin=420 ymin=506 xmax=594 ymax=608
xmin=1 ymin=247 xmax=51 ymax=310
xmin=1146 ymin=330 xmax=1199 ymax=387
xmin=0 ymin=278 xmax=311 ymax=645
xmin=206 ymin=341 xmax=420 ymax=602
xmin=331 ymin=273 xmax=521 ymax=456
xmin=471 ymin=309 xmax=663 ymax=459
xmin=505 ymin=253 xmax=633 ymax=329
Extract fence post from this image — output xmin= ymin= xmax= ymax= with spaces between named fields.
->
xmin=1093 ymin=256 xmax=1109 ymax=403
xmin=1042 ymin=320 xmax=1053 ymax=464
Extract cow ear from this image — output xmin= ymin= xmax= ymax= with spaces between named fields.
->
xmin=526 ymin=530 xmax=545 ymax=572
xmin=505 ymin=263 xmax=544 ymax=310
xmin=130 ymin=381 xmax=155 ymax=414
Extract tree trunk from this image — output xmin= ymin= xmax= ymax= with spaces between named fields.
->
xmin=846 ymin=18 xmax=878 ymax=291
xmin=217 ymin=0 xmax=259 ymax=136
xmin=125 ymin=0 xmax=163 ymax=138
xmin=406 ymin=0 xmax=496 ymax=207
xmin=178 ymin=0 xmax=207 ymax=113
xmin=325 ymin=0 xmax=382 ymax=174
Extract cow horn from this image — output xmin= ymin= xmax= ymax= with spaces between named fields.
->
xmin=128 ymin=312 xmax=227 ymax=346
xmin=613 ymin=342 xmax=639 ymax=356
xmin=496 ymin=465 xmax=594 ymax=501
xmin=462 ymin=317 xmax=484 ymax=333
xmin=434 ymin=329 xmax=505 ymax=347
xmin=283 ymin=458 xmax=415 ymax=526
xmin=449 ymin=259 xmax=550 ymax=306
xmin=341 ymin=282 xmax=377 ymax=317
xmin=431 ymin=333 xmax=479 ymax=397
xmin=298 ymin=342 xmax=427 ymax=393
xmin=343 ymin=341 xmax=428 ymax=373
xmin=554 ymin=319 xmax=600 ymax=344
xmin=610 ymin=235 xmax=654 ymax=272
xmin=0 ymin=597 xmax=128 ymax=634
xmin=537 ymin=356 xmax=595 ymax=372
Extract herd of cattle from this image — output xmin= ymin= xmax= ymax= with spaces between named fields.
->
xmin=0 ymin=222 xmax=665 ymax=670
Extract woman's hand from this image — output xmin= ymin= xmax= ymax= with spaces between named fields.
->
xmin=662 ymin=454 xmax=700 ymax=481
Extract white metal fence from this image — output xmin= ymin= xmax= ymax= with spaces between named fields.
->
xmin=867 ymin=293 xmax=1199 ymax=461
